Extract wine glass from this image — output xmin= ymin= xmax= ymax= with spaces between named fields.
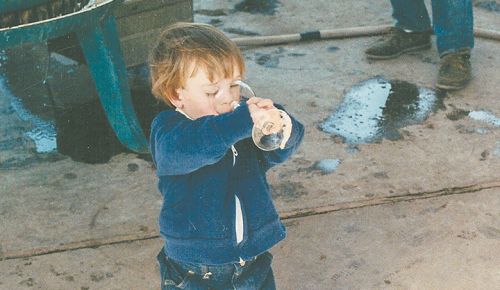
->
xmin=234 ymin=80 xmax=285 ymax=151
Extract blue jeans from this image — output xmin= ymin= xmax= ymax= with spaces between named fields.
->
xmin=390 ymin=0 xmax=474 ymax=55
xmin=157 ymin=248 xmax=276 ymax=290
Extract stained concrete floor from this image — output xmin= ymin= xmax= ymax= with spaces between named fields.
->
xmin=1 ymin=0 xmax=500 ymax=289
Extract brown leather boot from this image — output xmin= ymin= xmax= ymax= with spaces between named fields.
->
xmin=365 ymin=27 xmax=431 ymax=60
xmin=436 ymin=49 xmax=472 ymax=90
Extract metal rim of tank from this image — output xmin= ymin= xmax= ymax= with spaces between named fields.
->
xmin=0 ymin=0 xmax=61 ymax=14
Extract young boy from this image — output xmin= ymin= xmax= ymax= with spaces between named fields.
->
xmin=148 ymin=22 xmax=304 ymax=289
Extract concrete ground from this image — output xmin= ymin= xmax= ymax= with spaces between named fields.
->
xmin=1 ymin=0 xmax=500 ymax=289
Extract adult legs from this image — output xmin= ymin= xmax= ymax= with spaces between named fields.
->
xmin=391 ymin=0 xmax=432 ymax=32
xmin=432 ymin=0 xmax=474 ymax=89
xmin=431 ymin=0 xmax=474 ymax=55
xmin=365 ymin=0 xmax=431 ymax=59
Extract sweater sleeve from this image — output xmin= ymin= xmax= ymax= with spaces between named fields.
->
xmin=257 ymin=104 xmax=305 ymax=171
xmin=151 ymin=103 xmax=253 ymax=176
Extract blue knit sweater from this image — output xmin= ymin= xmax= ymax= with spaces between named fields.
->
xmin=150 ymin=102 xmax=304 ymax=264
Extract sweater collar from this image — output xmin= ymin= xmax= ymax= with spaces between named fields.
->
xmin=175 ymin=108 xmax=193 ymax=120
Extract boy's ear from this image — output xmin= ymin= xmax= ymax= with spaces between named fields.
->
xmin=171 ymin=88 xmax=184 ymax=108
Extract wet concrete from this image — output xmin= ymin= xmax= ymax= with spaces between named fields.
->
xmin=254 ymin=48 xmax=286 ymax=68
xmin=287 ymin=52 xmax=307 ymax=57
xmin=208 ymin=18 xmax=224 ymax=27
xmin=193 ymin=9 xmax=228 ymax=16
xmin=468 ymin=110 xmax=500 ymax=127
xmin=271 ymin=181 xmax=308 ymax=201
xmin=53 ymin=99 xmax=127 ymax=164
xmin=320 ymin=77 xmax=445 ymax=144
xmin=1 ymin=78 xmax=56 ymax=154
xmin=14 ymin=105 xmax=55 ymax=153
xmin=0 ymin=76 xmax=126 ymax=165
xmin=314 ymin=159 xmax=341 ymax=174
xmin=0 ymin=74 xmax=66 ymax=169
xmin=234 ymin=0 xmax=280 ymax=15
xmin=223 ymin=27 xmax=260 ymax=36
xmin=327 ymin=46 xmax=340 ymax=52
xmin=446 ymin=108 xmax=470 ymax=121
xmin=475 ymin=1 xmax=500 ymax=12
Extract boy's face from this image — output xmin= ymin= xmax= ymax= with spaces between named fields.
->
xmin=174 ymin=65 xmax=242 ymax=119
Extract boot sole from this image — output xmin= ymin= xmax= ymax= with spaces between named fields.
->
xmin=365 ymin=43 xmax=432 ymax=60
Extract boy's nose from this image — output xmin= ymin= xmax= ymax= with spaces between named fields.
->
xmin=214 ymin=88 xmax=232 ymax=104
xmin=220 ymin=86 xmax=237 ymax=102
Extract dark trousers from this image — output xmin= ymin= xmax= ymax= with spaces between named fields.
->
xmin=391 ymin=0 xmax=474 ymax=54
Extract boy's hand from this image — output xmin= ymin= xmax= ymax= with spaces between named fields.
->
xmin=247 ymin=97 xmax=283 ymax=134
xmin=247 ymin=97 xmax=275 ymax=110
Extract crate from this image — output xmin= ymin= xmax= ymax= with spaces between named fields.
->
xmin=115 ymin=0 xmax=193 ymax=67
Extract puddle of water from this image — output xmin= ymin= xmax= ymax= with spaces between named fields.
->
xmin=234 ymin=0 xmax=280 ymax=15
xmin=327 ymin=46 xmax=340 ymax=52
xmin=0 ymin=77 xmax=57 ymax=153
xmin=287 ymin=53 xmax=307 ymax=57
xmin=2 ymin=68 xmax=128 ymax=164
xmin=468 ymin=110 xmax=500 ymax=127
xmin=255 ymin=54 xmax=281 ymax=68
xmin=320 ymin=77 xmax=443 ymax=144
xmin=54 ymin=99 xmax=127 ymax=164
xmin=1 ymin=47 xmax=160 ymax=166
xmin=194 ymin=9 xmax=228 ymax=16
xmin=209 ymin=19 xmax=223 ymax=26
xmin=446 ymin=109 xmax=470 ymax=121
xmin=1 ymin=74 xmax=125 ymax=163
xmin=1 ymin=82 xmax=150 ymax=165
xmin=0 ymin=137 xmax=25 ymax=150
xmin=254 ymin=48 xmax=286 ymax=68
xmin=314 ymin=159 xmax=341 ymax=174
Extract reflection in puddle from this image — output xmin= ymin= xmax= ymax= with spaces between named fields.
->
xmin=320 ymin=77 xmax=443 ymax=144
xmin=0 ymin=74 xmax=126 ymax=164
xmin=1 ymin=77 xmax=57 ymax=153
xmin=10 ymin=98 xmax=57 ymax=153
xmin=1 ymin=46 xmax=164 ymax=166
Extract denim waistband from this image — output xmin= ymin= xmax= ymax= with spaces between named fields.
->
xmin=167 ymin=254 xmax=258 ymax=278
